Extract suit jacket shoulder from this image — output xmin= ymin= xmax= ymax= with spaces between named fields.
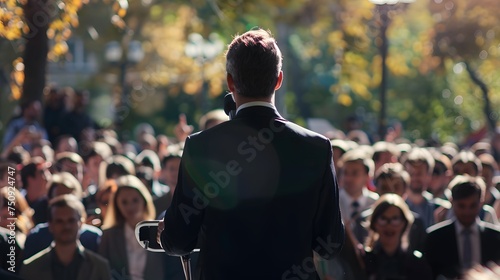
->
xmin=79 ymin=249 xmax=112 ymax=280
xmin=21 ymin=244 xmax=111 ymax=280
xmin=21 ymin=246 xmax=52 ymax=279
xmin=426 ymin=218 xmax=454 ymax=234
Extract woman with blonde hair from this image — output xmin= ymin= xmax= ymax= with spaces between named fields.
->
xmin=98 ymin=175 xmax=165 ymax=280
xmin=363 ymin=194 xmax=432 ymax=280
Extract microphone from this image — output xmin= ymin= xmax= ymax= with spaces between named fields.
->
xmin=223 ymin=93 xmax=236 ymax=120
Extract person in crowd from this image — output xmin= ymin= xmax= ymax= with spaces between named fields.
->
xmin=99 ymin=155 xmax=135 ymax=186
xmin=60 ymin=89 xmax=97 ymax=142
xmin=403 ymin=147 xmax=437 ymax=228
xmin=428 ymin=149 xmax=453 ymax=200
xmin=54 ymin=152 xmax=84 ymax=185
xmin=20 ymin=195 xmax=111 ymax=280
xmin=81 ymin=141 xmax=113 ymax=209
xmin=436 ymin=151 xmax=499 ymax=224
xmin=30 ymin=140 xmax=55 ymax=163
xmin=425 ymin=175 xmax=500 ymax=279
xmin=338 ymin=149 xmax=379 ymax=244
xmin=89 ymin=179 xmax=117 ymax=227
xmin=373 ymin=162 xmax=428 ymax=252
xmin=23 ymin=172 xmax=102 ymax=259
xmin=330 ymin=139 xmax=356 ymax=179
xmin=2 ymin=100 xmax=48 ymax=152
xmin=198 ymin=109 xmax=229 ymax=131
xmin=451 ymin=150 xmax=482 ymax=177
xmin=54 ymin=135 xmax=78 ymax=155
xmin=154 ymin=152 xmax=181 ymax=218
xmin=135 ymin=149 xmax=168 ymax=200
xmin=478 ymin=153 xmax=500 ymax=208
xmin=43 ymin=86 xmax=67 ymax=146
xmin=20 ymin=157 xmax=52 ymax=225
xmin=99 ymin=175 xmax=165 ymax=280
xmin=159 ymin=28 xmax=344 ymax=280
xmin=363 ymin=194 xmax=432 ymax=280
xmin=372 ymin=141 xmax=400 ymax=174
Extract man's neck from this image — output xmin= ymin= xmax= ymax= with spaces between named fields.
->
xmin=54 ymin=243 xmax=78 ymax=265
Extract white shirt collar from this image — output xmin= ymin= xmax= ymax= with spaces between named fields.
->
xmin=236 ymin=101 xmax=275 ymax=115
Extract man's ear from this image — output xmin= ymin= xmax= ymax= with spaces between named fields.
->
xmin=274 ymin=71 xmax=283 ymax=90
xmin=227 ymin=73 xmax=236 ymax=93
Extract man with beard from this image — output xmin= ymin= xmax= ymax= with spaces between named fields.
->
xmin=20 ymin=195 xmax=110 ymax=280
xmin=403 ymin=147 xmax=437 ymax=229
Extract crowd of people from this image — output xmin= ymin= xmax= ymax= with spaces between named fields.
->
xmin=0 ymin=89 xmax=229 ymax=279
xmin=318 ymin=132 xmax=500 ymax=280
xmin=2 ymin=30 xmax=500 ymax=279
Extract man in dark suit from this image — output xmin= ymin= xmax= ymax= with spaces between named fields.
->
xmin=425 ymin=175 xmax=500 ymax=279
xmin=20 ymin=195 xmax=111 ymax=280
xmin=158 ymin=28 xmax=344 ymax=280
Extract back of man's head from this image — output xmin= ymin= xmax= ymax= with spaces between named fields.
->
xmin=226 ymin=28 xmax=282 ymax=98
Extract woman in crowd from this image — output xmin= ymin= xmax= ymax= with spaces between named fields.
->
xmin=98 ymin=175 xmax=165 ymax=280
xmin=363 ymin=194 xmax=432 ymax=280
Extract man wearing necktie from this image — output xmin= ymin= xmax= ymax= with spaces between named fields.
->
xmin=425 ymin=175 xmax=500 ymax=279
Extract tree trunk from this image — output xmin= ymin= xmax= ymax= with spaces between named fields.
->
xmin=464 ymin=61 xmax=497 ymax=134
xmin=22 ymin=0 xmax=54 ymax=105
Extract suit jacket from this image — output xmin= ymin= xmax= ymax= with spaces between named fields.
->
xmin=425 ymin=219 xmax=500 ymax=279
xmin=20 ymin=243 xmax=110 ymax=280
xmin=23 ymin=222 xmax=102 ymax=260
xmin=99 ymin=224 xmax=167 ymax=280
xmin=162 ymin=105 xmax=345 ymax=280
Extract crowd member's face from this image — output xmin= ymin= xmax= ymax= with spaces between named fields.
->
xmin=58 ymin=160 xmax=83 ymax=183
xmin=341 ymin=161 xmax=368 ymax=196
xmin=116 ymin=188 xmax=145 ymax=225
xmin=374 ymin=206 xmax=406 ymax=245
xmin=452 ymin=194 xmax=481 ymax=227
xmin=163 ymin=158 xmax=181 ymax=192
xmin=86 ymin=155 xmax=103 ymax=178
xmin=405 ymin=162 xmax=430 ymax=194
xmin=453 ymin=162 xmax=478 ymax=177
xmin=376 ymin=177 xmax=406 ymax=197
xmin=30 ymin=167 xmax=51 ymax=191
xmin=429 ymin=167 xmax=449 ymax=197
xmin=49 ymin=206 xmax=82 ymax=245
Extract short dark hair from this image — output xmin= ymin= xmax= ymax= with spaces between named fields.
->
xmin=226 ymin=28 xmax=282 ymax=98
xmin=47 ymin=194 xmax=86 ymax=221
xmin=449 ymin=175 xmax=485 ymax=201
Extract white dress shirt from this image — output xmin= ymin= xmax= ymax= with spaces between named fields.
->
xmin=236 ymin=101 xmax=276 ymax=115
xmin=124 ymin=223 xmax=147 ymax=280
xmin=339 ymin=188 xmax=379 ymax=222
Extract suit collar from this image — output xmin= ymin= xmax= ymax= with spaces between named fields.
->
xmin=233 ymin=104 xmax=285 ymax=120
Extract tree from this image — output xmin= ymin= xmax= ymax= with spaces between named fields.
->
xmin=426 ymin=0 xmax=500 ymax=136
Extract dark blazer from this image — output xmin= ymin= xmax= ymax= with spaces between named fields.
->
xmin=23 ymin=222 xmax=102 ymax=260
xmin=99 ymin=224 xmax=166 ymax=280
xmin=20 ymin=243 xmax=111 ymax=280
xmin=162 ymin=105 xmax=345 ymax=280
xmin=425 ymin=219 xmax=500 ymax=279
